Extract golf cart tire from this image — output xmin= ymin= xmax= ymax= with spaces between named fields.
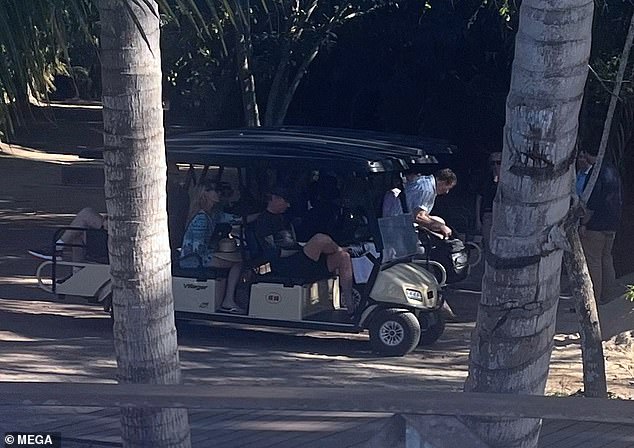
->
xmin=418 ymin=310 xmax=445 ymax=346
xmin=369 ymin=308 xmax=421 ymax=356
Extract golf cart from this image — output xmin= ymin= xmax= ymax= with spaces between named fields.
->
xmin=35 ymin=128 xmax=451 ymax=356
xmin=182 ymin=126 xmax=480 ymax=284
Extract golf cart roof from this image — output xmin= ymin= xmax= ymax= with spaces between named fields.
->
xmin=271 ymin=126 xmax=455 ymax=161
xmin=166 ymin=127 xmax=449 ymax=173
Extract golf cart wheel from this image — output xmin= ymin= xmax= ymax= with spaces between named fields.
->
xmin=369 ymin=309 xmax=421 ymax=356
xmin=418 ymin=310 xmax=445 ymax=346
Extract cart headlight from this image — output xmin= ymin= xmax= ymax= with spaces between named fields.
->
xmin=405 ymin=289 xmax=423 ymax=301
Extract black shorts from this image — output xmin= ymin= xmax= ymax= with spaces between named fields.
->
xmin=272 ymin=251 xmax=331 ymax=279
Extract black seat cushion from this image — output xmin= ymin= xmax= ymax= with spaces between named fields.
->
xmin=172 ymin=266 xmax=230 ymax=280
xmin=254 ymin=272 xmax=335 ymax=287
xmin=85 ymin=229 xmax=109 ymax=264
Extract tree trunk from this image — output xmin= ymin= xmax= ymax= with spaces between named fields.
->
xmin=263 ymin=43 xmax=291 ymax=126
xmin=581 ymin=10 xmax=634 ymax=204
xmin=562 ymin=209 xmax=607 ymax=397
xmin=464 ymin=1 xmax=594 ymax=447
xmin=565 ymin=9 xmax=634 ymax=400
xmin=99 ymin=1 xmax=191 ymax=447
xmin=236 ymin=32 xmax=261 ymax=127
xmin=271 ymin=44 xmax=321 ymax=126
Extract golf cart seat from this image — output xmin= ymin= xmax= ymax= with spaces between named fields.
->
xmin=253 ymin=271 xmax=335 ymax=287
xmin=171 ymin=265 xmax=231 ymax=280
xmin=85 ymin=228 xmax=109 ymax=264
xmin=242 ymin=221 xmax=335 ymax=286
xmin=171 ymin=253 xmax=230 ymax=280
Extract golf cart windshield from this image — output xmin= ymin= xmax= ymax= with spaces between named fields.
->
xmin=377 ymin=215 xmax=419 ymax=261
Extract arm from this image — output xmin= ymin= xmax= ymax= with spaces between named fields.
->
xmin=253 ymin=214 xmax=281 ymax=260
xmin=581 ymin=168 xmax=603 ymax=227
xmin=414 ymin=209 xmax=452 ymax=238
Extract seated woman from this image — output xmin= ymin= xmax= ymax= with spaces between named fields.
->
xmin=180 ymin=180 xmax=245 ymax=314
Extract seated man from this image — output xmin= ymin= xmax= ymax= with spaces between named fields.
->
xmin=28 ymin=167 xmax=191 ymax=263
xmin=254 ymin=186 xmax=356 ymax=315
xmin=29 ymin=207 xmax=107 ymax=262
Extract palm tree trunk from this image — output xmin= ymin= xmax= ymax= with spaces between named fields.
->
xmin=562 ymin=215 xmax=606 ymax=397
xmin=99 ymin=1 xmax=191 ymax=446
xmin=236 ymin=32 xmax=261 ymax=127
xmin=263 ymin=42 xmax=291 ymax=126
xmin=271 ymin=44 xmax=320 ymax=126
xmin=464 ymin=1 xmax=594 ymax=447
xmin=564 ymin=9 xmax=634 ymax=399
xmin=581 ymin=10 xmax=634 ymax=204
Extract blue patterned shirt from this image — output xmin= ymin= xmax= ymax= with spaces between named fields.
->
xmin=179 ymin=210 xmax=233 ymax=268
xmin=404 ymin=174 xmax=437 ymax=214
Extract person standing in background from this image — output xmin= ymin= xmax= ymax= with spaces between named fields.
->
xmin=475 ymin=152 xmax=501 ymax=253
xmin=580 ymin=149 xmax=623 ymax=303
xmin=576 ymin=150 xmax=593 ymax=196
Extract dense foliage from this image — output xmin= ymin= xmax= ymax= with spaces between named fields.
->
xmin=0 ymin=0 xmax=94 ymax=136
xmin=2 ymin=0 xmax=634 ymax=163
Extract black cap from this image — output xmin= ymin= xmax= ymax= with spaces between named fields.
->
xmin=270 ymin=185 xmax=293 ymax=203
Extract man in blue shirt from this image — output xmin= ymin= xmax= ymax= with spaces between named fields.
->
xmin=576 ymin=151 xmax=592 ymax=196
xmin=405 ymin=168 xmax=457 ymax=238
xmin=580 ymin=150 xmax=623 ymax=303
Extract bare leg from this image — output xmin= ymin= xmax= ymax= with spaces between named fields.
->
xmin=302 ymin=234 xmax=355 ymax=313
xmin=211 ymin=257 xmax=243 ymax=309
xmin=302 ymin=233 xmax=342 ymax=260
xmin=326 ymin=250 xmax=354 ymax=313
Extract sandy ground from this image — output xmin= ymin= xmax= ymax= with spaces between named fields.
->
xmin=1 ymin=114 xmax=632 ymax=399
xmin=548 ymin=294 xmax=634 ymax=398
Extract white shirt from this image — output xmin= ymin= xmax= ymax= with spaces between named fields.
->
xmin=382 ymin=188 xmax=404 ymax=217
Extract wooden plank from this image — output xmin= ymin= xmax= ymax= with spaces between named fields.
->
xmin=52 ymin=415 xmax=118 ymax=442
xmin=539 ymin=419 xmax=578 ymax=437
xmin=188 ymin=409 xmax=236 ymax=428
xmin=197 ymin=410 xmax=295 ymax=447
xmin=1 ymin=382 xmax=633 ymax=424
xmin=238 ymin=431 xmax=310 ymax=448
xmin=298 ymin=417 xmax=386 ymax=448
xmin=241 ymin=431 xmax=310 ymax=448
xmin=62 ymin=437 xmax=120 ymax=447
xmin=574 ymin=424 xmax=634 ymax=448
xmin=223 ymin=412 xmax=385 ymax=448
xmin=598 ymin=424 xmax=634 ymax=448
xmin=544 ymin=422 xmax=605 ymax=448
xmin=539 ymin=421 xmax=593 ymax=447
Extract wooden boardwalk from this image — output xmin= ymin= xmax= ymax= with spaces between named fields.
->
xmin=2 ymin=406 xmax=633 ymax=447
